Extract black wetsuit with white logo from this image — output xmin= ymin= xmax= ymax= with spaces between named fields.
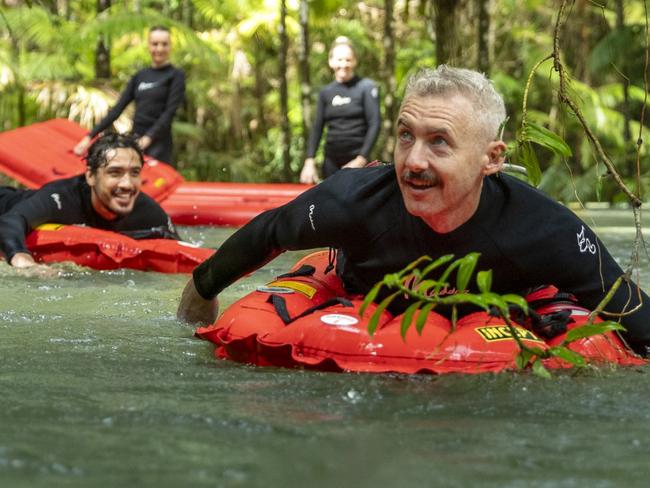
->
xmin=88 ymin=65 xmax=185 ymax=164
xmin=0 ymin=175 xmax=179 ymax=262
xmin=306 ymin=76 xmax=381 ymax=177
xmin=193 ymin=165 xmax=650 ymax=352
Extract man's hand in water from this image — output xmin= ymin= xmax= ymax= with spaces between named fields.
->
xmin=10 ymin=252 xmax=58 ymax=278
xmin=177 ymin=278 xmax=219 ymax=325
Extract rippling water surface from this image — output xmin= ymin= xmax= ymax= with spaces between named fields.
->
xmin=1 ymin=212 xmax=649 ymax=487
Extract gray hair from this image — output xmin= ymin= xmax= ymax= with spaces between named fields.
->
xmin=402 ymin=65 xmax=506 ymax=141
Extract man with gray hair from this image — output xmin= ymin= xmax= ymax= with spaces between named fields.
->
xmin=178 ymin=65 xmax=650 ymax=355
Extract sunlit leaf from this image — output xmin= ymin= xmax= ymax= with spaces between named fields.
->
xmin=367 ymin=291 xmax=400 ymax=336
xmin=456 ymin=252 xmax=479 ymax=292
xmin=502 ymin=294 xmax=529 ymax=312
xmin=512 ymin=141 xmax=542 ymax=187
xmin=516 ymin=349 xmax=534 ymax=369
xmin=476 ymin=270 xmax=492 ymax=293
xmin=563 ymin=321 xmax=626 ymax=343
xmin=401 ymin=301 xmax=422 ymax=337
xmin=532 ymin=359 xmax=552 ymax=378
xmin=359 ymin=282 xmax=382 ymax=318
xmin=522 ymin=122 xmax=572 ymax=157
xmin=420 ymin=254 xmax=455 ymax=277
xmin=415 ymin=302 xmax=436 ymax=335
xmin=547 ymin=346 xmax=586 ymax=367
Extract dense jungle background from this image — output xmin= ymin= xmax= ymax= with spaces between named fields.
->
xmin=0 ymin=0 xmax=648 ymax=203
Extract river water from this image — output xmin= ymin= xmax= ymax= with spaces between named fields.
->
xmin=1 ymin=211 xmax=649 ymax=487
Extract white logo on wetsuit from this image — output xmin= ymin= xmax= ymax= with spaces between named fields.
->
xmin=137 ymin=81 xmax=159 ymax=91
xmin=308 ymin=204 xmax=316 ymax=231
xmin=50 ymin=193 xmax=62 ymax=210
xmin=332 ymin=95 xmax=352 ymax=107
xmin=370 ymin=87 xmax=378 ymax=98
xmin=577 ymin=225 xmax=597 ymax=254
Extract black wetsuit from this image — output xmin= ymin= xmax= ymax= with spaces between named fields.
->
xmin=0 ymin=175 xmax=179 ymax=262
xmin=193 ymin=165 xmax=650 ymax=353
xmin=306 ymin=76 xmax=381 ymax=177
xmin=88 ymin=65 xmax=185 ymax=164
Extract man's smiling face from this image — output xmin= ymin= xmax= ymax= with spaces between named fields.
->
xmin=85 ymin=147 xmax=143 ymax=220
xmin=394 ymin=93 xmax=504 ymax=233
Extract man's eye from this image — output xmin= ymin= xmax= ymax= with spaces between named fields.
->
xmin=431 ymin=136 xmax=448 ymax=146
xmin=398 ymin=131 xmax=413 ymax=142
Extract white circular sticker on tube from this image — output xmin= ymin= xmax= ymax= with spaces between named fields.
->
xmin=320 ymin=314 xmax=359 ymax=326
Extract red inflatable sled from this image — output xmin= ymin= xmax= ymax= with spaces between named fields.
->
xmin=0 ymin=119 xmax=309 ymax=226
xmin=0 ymin=119 xmax=183 ymax=202
xmin=196 ymin=251 xmax=646 ymax=374
xmin=22 ymin=224 xmax=214 ymax=273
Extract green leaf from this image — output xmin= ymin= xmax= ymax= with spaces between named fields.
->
xmin=400 ymin=301 xmax=422 ymax=337
xmin=547 ymin=346 xmax=586 ymax=367
xmin=367 ymin=291 xmax=400 ymax=336
xmin=502 ymin=294 xmax=529 ymax=312
xmin=415 ymin=302 xmax=436 ymax=335
xmin=522 ymin=122 xmax=573 ymax=157
xmin=456 ymin=252 xmax=479 ymax=292
xmin=516 ymin=349 xmax=534 ymax=369
xmin=359 ymin=282 xmax=382 ymax=318
xmin=511 ymin=141 xmax=541 ymax=186
xmin=439 ymin=293 xmax=489 ymax=310
xmin=532 ymin=358 xmax=552 ymax=378
xmin=421 ymin=254 xmax=455 ymax=277
xmin=476 ymin=270 xmax=492 ymax=293
xmin=563 ymin=321 xmax=626 ymax=343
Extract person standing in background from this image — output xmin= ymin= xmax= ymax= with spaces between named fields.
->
xmin=74 ymin=26 xmax=185 ymax=166
xmin=300 ymin=37 xmax=381 ymax=184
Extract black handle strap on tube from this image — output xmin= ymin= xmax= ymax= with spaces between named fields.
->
xmin=267 ymin=294 xmax=353 ymax=325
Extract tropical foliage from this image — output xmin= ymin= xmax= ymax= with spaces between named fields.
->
xmin=360 ymin=253 xmax=629 ymax=377
xmin=0 ymin=0 xmax=648 ymax=200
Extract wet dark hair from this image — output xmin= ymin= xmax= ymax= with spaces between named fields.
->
xmin=149 ymin=25 xmax=170 ymax=35
xmin=84 ymin=132 xmax=144 ymax=174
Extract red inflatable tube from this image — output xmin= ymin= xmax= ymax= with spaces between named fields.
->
xmin=0 ymin=119 xmax=184 ymax=202
xmin=196 ymin=251 xmax=646 ymax=374
xmin=22 ymin=224 xmax=214 ymax=273
xmin=160 ymin=181 xmax=308 ymax=226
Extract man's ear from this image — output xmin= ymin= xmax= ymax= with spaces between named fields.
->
xmin=483 ymin=140 xmax=507 ymax=176
xmin=85 ymin=168 xmax=95 ymax=187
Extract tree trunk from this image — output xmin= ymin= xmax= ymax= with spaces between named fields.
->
xmin=476 ymin=0 xmax=490 ymax=75
xmin=615 ymin=0 xmax=633 ymax=178
xmin=253 ymin=37 xmax=268 ymax=139
xmin=279 ymin=0 xmax=292 ymax=181
xmin=95 ymin=0 xmax=111 ymax=80
xmin=382 ymin=0 xmax=397 ymax=162
xmin=433 ymin=0 xmax=462 ymax=65
xmin=298 ymin=0 xmax=311 ymax=160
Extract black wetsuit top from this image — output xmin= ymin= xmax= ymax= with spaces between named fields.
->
xmin=88 ymin=65 xmax=185 ymax=163
xmin=306 ymin=76 xmax=381 ymax=177
xmin=0 ymin=175 xmax=179 ymax=262
xmin=193 ymin=165 xmax=650 ymax=352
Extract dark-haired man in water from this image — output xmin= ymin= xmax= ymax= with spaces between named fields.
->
xmin=0 ymin=133 xmax=178 ymax=272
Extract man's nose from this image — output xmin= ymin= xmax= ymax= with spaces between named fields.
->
xmin=404 ymin=141 xmax=430 ymax=172
xmin=117 ymin=173 xmax=136 ymax=189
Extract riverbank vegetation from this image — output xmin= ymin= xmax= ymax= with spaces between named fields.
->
xmin=0 ymin=0 xmax=648 ymax=203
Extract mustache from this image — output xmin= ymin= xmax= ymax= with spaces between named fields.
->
xmin=402 ymin=170 xmax=439 ymax=185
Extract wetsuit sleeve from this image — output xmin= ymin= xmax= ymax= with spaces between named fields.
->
xmin=0 ymin=190 xmax=67 ymax=261
xmin=192 ymin=181 xmax=351 ymax=299
xmin=88 ymin=75 xmax=137 ymax=138
xmin=305 ymin=90 xmax=327 ymax=159
xmin=145 ymin=69 xmax=185 ymax=140
xmin=357 ymin=80 xmax=381 ymax=159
